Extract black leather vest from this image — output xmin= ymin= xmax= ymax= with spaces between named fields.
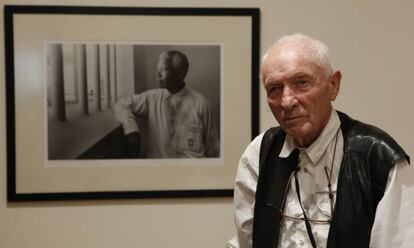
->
xmin=252 ymin=111 xmax=410 ymax=248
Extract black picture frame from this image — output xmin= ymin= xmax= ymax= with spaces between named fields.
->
xmin=4 ymin=5 xmax=260 ymax=201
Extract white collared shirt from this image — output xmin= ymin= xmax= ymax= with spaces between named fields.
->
xmin=227 ymin=110 xmax=412 ymax=248
xmin=114 ymin=87 xmax=219 ymax=158
xmin=277 ymin=110 xmax=342 ymax=248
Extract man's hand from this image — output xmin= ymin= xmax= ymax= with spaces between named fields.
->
xmin=125 ymin=132 xmax=141 ymax=158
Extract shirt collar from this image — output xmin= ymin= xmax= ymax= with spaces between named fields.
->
xmin=279 ymin=109 xmax=341 ymax=165
xmin=172 ymin=86 xmax=188 ymax=98
xmin=166 ymin=86 xmax=187 ymax=105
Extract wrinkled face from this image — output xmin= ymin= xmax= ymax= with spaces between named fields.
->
xmin=156 ymin=57 xmax=181 ymax=91
xmin=262 ymin=44 xmax=340 ymax=147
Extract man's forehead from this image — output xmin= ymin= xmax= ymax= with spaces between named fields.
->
xmin=263 ymin=52 xmax=312 ymax=74
xmin=268 ymin=42 xmax=310 ymax=63
xmin=158 ymin=57 xmax=172 ymax=66
xmin=263 ymin=44 xmax=322 ymax=78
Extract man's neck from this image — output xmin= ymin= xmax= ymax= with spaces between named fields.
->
xmin=167 ymin=81 xmax=185 ymax=94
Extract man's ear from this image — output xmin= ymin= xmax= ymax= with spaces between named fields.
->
xmin=329 ymin=70 xmax=342 ymax=101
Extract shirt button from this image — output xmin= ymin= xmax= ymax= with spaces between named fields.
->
xmin=298 ymin=240 xmax=304 ymax=246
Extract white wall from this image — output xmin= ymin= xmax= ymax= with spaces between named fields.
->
xmin=1 ymin=0 xmax=413 ymax=247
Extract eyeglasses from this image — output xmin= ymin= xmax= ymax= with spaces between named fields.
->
xmin=277 ymin=129 xmax=340 ymax=248
xmin=278 ymin=129 xmax=339 ymax=226
xmin=277 ymin=165 xmax=334 ymax=225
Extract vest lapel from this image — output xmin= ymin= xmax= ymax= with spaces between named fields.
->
xmin=253 ymin=129 xmax=298 ymax=248
xmin=266 ymin=149 xmax=299 ymax=209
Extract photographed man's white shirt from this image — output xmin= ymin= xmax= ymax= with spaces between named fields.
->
xmin=227 ymin=110 xmax=413 ymax=248
xmin=114 ymin=87 xmax=218 ymax=158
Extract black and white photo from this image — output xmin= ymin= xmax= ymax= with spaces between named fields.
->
xmin=47 ymin=43 xmax=221 ymax=160
xmin=5 ymin=5 xmax=259 ymax=201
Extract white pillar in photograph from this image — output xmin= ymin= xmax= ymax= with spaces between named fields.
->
xmin=76 ymin=44 xmax=89 ymax=115
xmin=109 ymin=44 xmax=118 ymax=104
xmin=48 ymin=44 xmax=66 ymax=121
xmin=89 ymin=44 xmax=102 ymax=112
xmin=101 ymin=44 xmax=111 ymax=109
xmin=71 ymin=44 xmax=79 ymax=103
xmin=106 ymin=45 xmax=112 ymax=108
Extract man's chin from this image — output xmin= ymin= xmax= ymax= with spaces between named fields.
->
xmin=283 ymin=123 xmax=312 ymax=138
xmin=285 ymin=124 xmax=316 ymax=147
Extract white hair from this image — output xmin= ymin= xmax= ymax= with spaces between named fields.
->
xmin=263 ymin=33 xmax=334 ymax=77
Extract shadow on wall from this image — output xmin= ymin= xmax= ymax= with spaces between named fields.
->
xmin=47 ymin=104 xmax=120 ymax=159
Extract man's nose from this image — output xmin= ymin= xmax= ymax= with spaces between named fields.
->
xmin=280 ymin=87 xmax=298 ymax=111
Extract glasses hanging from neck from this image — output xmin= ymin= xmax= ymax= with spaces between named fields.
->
xmin=278 ymin=128 xmax=340 ymax=248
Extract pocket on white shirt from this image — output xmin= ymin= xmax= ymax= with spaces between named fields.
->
xmin=315 ymin=191 xmax=334 ymax=218
xmin=179 ymin=124 xmax=202 ymax=151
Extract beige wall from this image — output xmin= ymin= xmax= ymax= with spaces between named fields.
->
xmin=1 ymin=0 xmax=413 ymax=247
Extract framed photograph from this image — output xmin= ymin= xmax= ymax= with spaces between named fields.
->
xmin=5 ymin=5 xmax=260 ymax=201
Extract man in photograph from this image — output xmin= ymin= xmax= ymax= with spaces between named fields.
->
xmin=227 ymin=34 xmax=412 ymax=247
xmin=114 ymin=50 xmax=219 ymax=158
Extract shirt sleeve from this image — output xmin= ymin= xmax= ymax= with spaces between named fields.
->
xmin=370 ymin=158 xmax=414 ymax=248
xmin=226 ymin=133 xmax=264 ymax=248
xmin=113 ymin=92 xmax=150 ymax=135
xmin=200 ymin=99 xmax=219 ymax=157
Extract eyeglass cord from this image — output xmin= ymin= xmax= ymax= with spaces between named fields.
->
xmin=294 ymin=170 xmax=318 ymax=248
xmin=291 ymin=128 xmax=340 ymax=248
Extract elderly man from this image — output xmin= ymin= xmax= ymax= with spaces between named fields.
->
xmin=227 ymin=34 xmax=412 ymax=248
xmin=114 ymin=50 xmax=219 ymax=158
